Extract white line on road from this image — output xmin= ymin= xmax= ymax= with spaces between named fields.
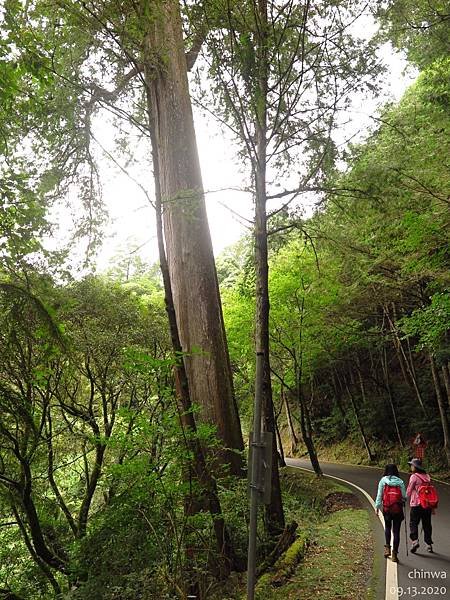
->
xmin=305 ymin=459 xmax=450 ymax=487
xmin=286 ymin=460 xmax=398 ymax=600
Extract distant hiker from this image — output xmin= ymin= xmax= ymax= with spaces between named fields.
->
xmin=411 ymin=433 xmax=427 ymax=461
xmin=375 ymin=463 xmax=407 ymax=563
xmin=407 ymin=458 xmax=439 ymax=554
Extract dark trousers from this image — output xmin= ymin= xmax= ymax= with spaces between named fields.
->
xmin=410 ymin=506 xmax=433 ymax=545
xmin=384 ymin=511 xmax=404 ymax=552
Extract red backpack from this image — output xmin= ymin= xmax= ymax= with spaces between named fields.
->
xmin=418 ymin=480 xmax=439 ymax=510
xmin=382 ymin=484 xmax=403 ymax=514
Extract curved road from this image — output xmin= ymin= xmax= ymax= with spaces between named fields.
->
xmin=286 ymin=458 xmax=450 ymax=600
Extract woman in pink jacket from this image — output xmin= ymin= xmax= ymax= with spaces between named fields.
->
xmin=407 ymin=458 xmax=433 ymax=553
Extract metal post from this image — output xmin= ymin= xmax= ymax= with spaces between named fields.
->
xmin=404 ymin=505 xmax=409 ymax=557
xmin=247 ymin=351 xmax=264 ymax=600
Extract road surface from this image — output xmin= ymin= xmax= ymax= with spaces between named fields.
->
xmin=286 ymin=458 xmax=450 ymax=600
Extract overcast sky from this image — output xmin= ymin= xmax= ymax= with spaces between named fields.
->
xmin=46 ymin=36 xmax=417 ymax=275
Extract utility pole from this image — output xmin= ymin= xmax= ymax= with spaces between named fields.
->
xmin=247 ymin=352 xmax=272 ymax=600
xmin=247 ymin=352 xmax=264 ymax=600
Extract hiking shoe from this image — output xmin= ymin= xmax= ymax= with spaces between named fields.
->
xmin=411 ymin=541 xmax=420 ymax=553
xmin=391 ymin=550 xmax=399 ymax=563
xmin=427 ymin=545 xmax=433 ymax=553
xmin=384 ymin=545 xmax=391 ymax=558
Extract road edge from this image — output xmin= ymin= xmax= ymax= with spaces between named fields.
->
xmin=286 ymin=460 xmax=398 ymax=600
xmin=299 ymin=458 xmax=450 ymax=487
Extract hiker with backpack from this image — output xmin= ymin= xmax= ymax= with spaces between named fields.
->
xmin=407 ymin=458 xmax=438 ymax=554
xmin=375 ymin=463 xmax=407 ymax=563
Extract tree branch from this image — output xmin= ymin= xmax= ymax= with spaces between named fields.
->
xmin=88 ymin=65 xmax=142 ymax=104
xmin=186 ymin=30 xmax=206 ymax=71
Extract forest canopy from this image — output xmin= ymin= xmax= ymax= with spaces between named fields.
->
xmin=0 ymin=0 xmax=449 ymax=599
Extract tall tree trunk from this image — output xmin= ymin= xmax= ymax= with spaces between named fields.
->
xmin=369 ymin=349 xmax=377 ymax=380
xmin=144 ymin=0 xmax=244 ymax=476
xmin=356 ymin=357 xmax=383 ymax=454
xmin=356 ymin=356 xmax=369 ymax=408
xmin=429 ymin=354 xmax=450 ymax=467
xmin=406 ymin=336 xmax=418 ymax=382
xmin=381 ymin=347 xmax=404 ymax=448
xmin=442 ymin=362 xmax=450 ymax=408
xmin=148 ymin=90 xmax=235 ymax=583
xmin=282 ymin=385 xmax=299 ymax=453
xmin=20 ymin=463 xmax=67 ymax=573
xmin=331 ymin=370 xmax=348 ymax=425
xmin=345 ymin=374 xmax=374 ymax=462
xmin=275 ymin=418 xmax=286 ymax=467
xmin=12 ymin=506 xmax=63 ymax=596
xmin=295 ymin=295 xmax=321 ymax=475
xmin=299 ymin=379 xmax=322 ymax=476
xmin=254 ymin=0 xmax=284 ymax=536
xmin=385 ymin=304 xmax=426 ymax=413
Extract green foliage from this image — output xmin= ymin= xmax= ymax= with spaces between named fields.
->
xmin=201 ymin=0 xmax=383 ymax=186
xmin=377 ymin=0 xmax=450 ymax=69
xmin=0 ymin=269 xmax=257 ymax=598
xmin=400 ymin=292 xmax=450 ymax=359
xmin=220 ymin=56 xmax=449 ymax=460
xmin=1 ymin=0 xmax=450 ymax=596
xmin=68 ymin=410 xmax=199 ymax=600
xmin=259 ymin=507 xmax=372 ymax=600
xmin=0 ymin=0 xmax=143 ymax=265
xmin=0 ymin=272 xmax=172 ymax=597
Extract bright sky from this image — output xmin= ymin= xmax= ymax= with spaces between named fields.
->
xmin=91 ymin=113 xmax=254 ymax=272
xmin=46 ymin=37 xmax=417 ymax=275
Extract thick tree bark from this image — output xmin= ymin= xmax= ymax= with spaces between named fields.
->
xmin=148 ymin=95 xmax=235 ymax=582
xmin=429 ymin=353 xmax=450 ymax=467
xmin=144 ymin=0 xmax=244 ymax=476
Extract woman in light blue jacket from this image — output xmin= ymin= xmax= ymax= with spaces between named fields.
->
xmin=375 ymin=464 xmax=407 ymax=562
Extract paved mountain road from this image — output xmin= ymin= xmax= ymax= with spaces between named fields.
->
xmin=286 ymin=458 xmax=450 ymax=600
